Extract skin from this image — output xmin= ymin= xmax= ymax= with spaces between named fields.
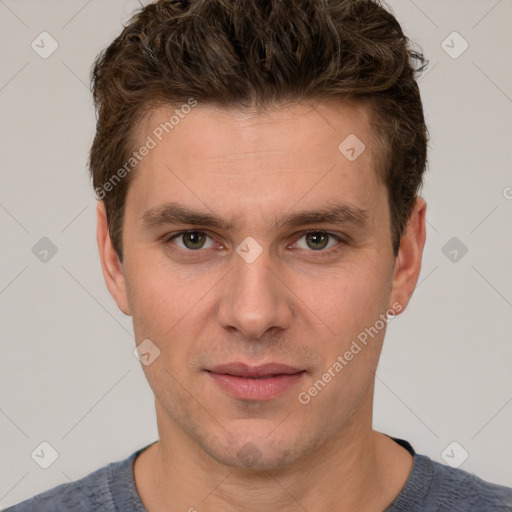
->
xmin=97 ymin=99 xmax=426 ymax=511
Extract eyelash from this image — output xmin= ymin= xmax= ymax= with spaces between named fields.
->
xmin=164 ymin=230 xmax=346 ymax=257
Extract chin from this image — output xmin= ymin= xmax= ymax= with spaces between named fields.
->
xmin=201 ymin=430 xmax=310 ymax=471
xmin=215 ymin=446 xmax=300 ymax=471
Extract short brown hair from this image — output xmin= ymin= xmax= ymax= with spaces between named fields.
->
xmin=89 ymin=0 xmax=429 ymax=261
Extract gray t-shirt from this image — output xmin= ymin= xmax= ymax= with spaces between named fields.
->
xmin=5 ymin=437 xmax=512 ymax=511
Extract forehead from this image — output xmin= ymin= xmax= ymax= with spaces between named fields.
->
xmin=126 ymin=99 xmax=385 ymax=227
xmin=135 ymin=99 xmax=376 ymax=165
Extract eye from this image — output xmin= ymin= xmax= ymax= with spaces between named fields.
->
xmin=164 ymin=229 xmax=345 ymax=256
xmin=166 ymin=230 xmax=216 ymax=251
xmin=292 ymin=230 xmax=344 ymax=253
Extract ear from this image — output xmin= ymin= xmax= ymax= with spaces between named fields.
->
xmin=96 ymin=201 xmax=132 ymax=316
xmin=389 ymin=197 xmax=427 ymax=314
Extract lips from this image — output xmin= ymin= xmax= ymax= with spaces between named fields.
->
xmin=208 ymin=362 xmax=304 ymax=378
xmin=206 ymin=362 xmax=306 ymax=401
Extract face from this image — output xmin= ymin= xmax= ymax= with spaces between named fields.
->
xmin=98 ymin=100 xmax=425 ymax=470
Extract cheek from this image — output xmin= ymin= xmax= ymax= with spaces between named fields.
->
xmin=125 ymin=252 xmax=206 ymax=335
xmin=126 ymin=265 xmax=208 ymax=399
xmin=125 ymin=263 xmax=170 ymax=339
xmin=295 ymin=264 xmax=391 ymax=416
xmin=294 ymin=258 xmax=392 ymax=341
xmin=125 ymin=257 xmax=220 ymax=377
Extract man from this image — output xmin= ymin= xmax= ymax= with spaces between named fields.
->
xmin=6 ymin=0 xmax=512 ymax=510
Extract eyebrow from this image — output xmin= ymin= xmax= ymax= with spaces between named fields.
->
xmin=140 ymin=200 xmax=369 ymax=232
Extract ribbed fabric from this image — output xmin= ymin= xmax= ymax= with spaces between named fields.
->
xmin=3 ymin=443 xmax=153 ymax=512
xmin=5 ymin=437 xmax=512 ymax=511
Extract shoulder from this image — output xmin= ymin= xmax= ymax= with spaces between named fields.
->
xmin=426 ymin=455 xmax=512 ymax=511
xmin=3 ymin=465 xmax=111 ymax=512
xmin=3 ymin=449 xmax=142 ymax=512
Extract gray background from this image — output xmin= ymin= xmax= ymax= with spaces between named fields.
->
xmin=1 ymin=0 xmax=511 ymax=508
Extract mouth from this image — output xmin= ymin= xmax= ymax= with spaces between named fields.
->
xmin=205 ymin=362 xmax=306 ymax=401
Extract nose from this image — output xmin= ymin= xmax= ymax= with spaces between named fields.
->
xmin=217 ymin=245 xmax=293 ymax=341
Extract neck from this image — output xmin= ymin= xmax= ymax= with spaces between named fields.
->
xmin=134 ymin=397 xmax=413 ymax=511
